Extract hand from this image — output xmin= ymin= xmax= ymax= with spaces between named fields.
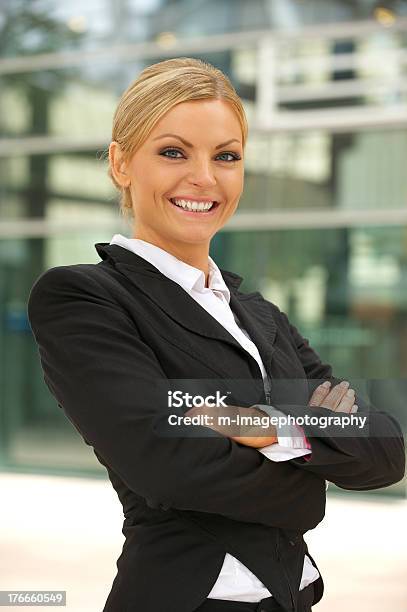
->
xmin=230 ymin=429 xmax=278 ymax=448
xmin=308 ymin=380 xmax=358 ymax=414
xmin=184 ymin=403 xmax=278 ymax=448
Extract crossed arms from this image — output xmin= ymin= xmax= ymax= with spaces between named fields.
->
xmin=27 ymin=266 xmax=405 ymax=531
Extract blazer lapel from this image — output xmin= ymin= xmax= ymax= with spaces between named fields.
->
xmin=95 ymin=242 xmax=278 ymax=377
xmin=229 ymin=292 xmax=277 ymax=376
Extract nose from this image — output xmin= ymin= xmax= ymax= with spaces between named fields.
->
xmin=187 ymin=158 xmax=217 ymax=187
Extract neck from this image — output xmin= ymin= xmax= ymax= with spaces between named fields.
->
xmin=133 ymin=231 xmax=211 ymax=287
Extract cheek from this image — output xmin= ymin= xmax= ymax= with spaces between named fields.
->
xmin=152 ymin=165 xmax=184 ymax=195
xmin=133 ymin=170 xmax=164 ymax=200
xmin=227 ymin=177 xmax=244 ymax=205
xmin=226 ymin=169 xmax=244 ymax=193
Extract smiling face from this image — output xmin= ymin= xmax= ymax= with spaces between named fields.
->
xmin=109 ymin=98 xmax=244 ymax=262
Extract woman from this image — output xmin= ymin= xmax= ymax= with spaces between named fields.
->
xmin=27 ymin=57 xmax=405 ymax=612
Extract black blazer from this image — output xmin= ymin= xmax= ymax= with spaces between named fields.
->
xmin=27 ymin=242 xmax=405 ymax=612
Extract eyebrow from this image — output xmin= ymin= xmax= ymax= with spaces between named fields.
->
xmin=152 ymin=133 xmax=241 ymax=149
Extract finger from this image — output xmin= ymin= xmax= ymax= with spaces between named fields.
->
xmin=308 ymin=381 xmax=332 ymax=406
xmin=350 ymin=404 xmax=358 ymax=413
xmin=185 ymin=405 xmax=211 ymax=418
xmin=334 ymin=388 xmax=355 ymax=413
xmin=320 ymin=381 xmax=350 ymax=410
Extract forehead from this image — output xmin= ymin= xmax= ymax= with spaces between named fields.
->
xmin=149 ymin=99 xmax=242 ymax=142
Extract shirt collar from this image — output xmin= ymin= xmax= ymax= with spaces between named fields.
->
xmin=109 ymin=234 xmax=231 ymax=303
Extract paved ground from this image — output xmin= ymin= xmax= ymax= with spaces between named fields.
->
xmin=0 ymin=473 xmax=405 ymax=611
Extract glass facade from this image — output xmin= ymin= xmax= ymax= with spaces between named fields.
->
xmin=1 ymin=1 xmax=406 ymax=497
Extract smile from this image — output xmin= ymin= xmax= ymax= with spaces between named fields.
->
xmin=168 ymin=198 xmax=220 ymax=214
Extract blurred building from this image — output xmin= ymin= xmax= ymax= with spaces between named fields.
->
xmin=0 ymin=0 xmax=406 ymax=499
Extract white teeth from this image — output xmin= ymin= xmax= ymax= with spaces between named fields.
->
xmin=171 ymin=198 xmax=214 ymax=212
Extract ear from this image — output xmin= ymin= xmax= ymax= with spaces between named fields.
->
xmin=109 ymin=141 xmax=131 ymax=187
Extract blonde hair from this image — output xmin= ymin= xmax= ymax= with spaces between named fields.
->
xmin=106 ymin=57 xmax=248 ymax=220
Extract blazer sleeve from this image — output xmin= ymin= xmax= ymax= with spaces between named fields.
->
xmin=262 ymin=308 xmax=406 ymax=491
xmin=27 ymin=266 xmax=326 ymax=531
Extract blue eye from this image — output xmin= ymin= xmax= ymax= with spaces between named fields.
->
xmin=160 ymin=148 xmax=241 ymax=162
xmin=161 ymin=148 xmax=183 ymax=159
xmin=217 ymin=152 xmax=241 ymax=162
